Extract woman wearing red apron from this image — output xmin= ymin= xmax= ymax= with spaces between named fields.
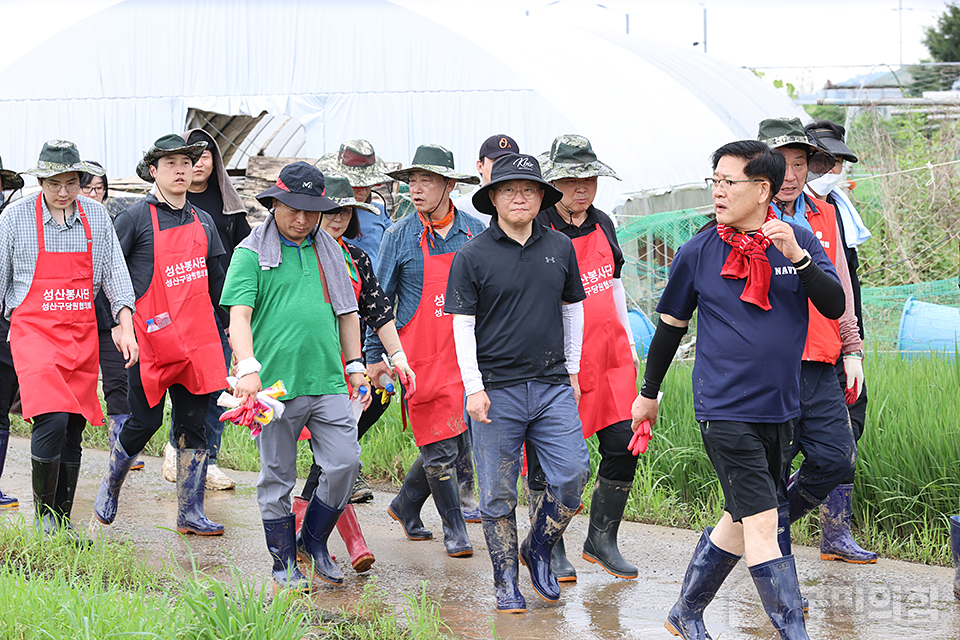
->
xmin=528 ymin=135 xmax=640 ymax=581
xmin=366 ymin=145 xmax=486 ymax=558
xmin=0 ymin=141 xmax=137 ymax=538
xmin=93 ymin=135 xmax=227 ymax=537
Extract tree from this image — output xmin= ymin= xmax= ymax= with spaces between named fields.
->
xmin=924 ymin=2 xmax=960 ymax=62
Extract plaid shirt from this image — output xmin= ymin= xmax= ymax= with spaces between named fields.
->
xmin=0 ymin=194 xmax=135 ymax=320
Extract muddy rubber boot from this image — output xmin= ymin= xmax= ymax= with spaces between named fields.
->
xmin=482 ymin=512 xmax=526 ymax=613
xmin=664 ymin=527 xmax=740 ymax=640
xmin=582 ymin=476 xmax=638 ymax=579
xmin=161 ymin=442 xmax=176 ymax=483
xmin=950 ymin=515 xmax=960 ymax=600
xmin=387 ymin=455 xmax=433 ymax=541
xmin=456 ymin=442 xmax=481 ymax=523
xmin=819 ymin=484 xmax=877 ymax=564
xmin=175 ymin=449 xmax=224 ymax=536
xmin=519 ymin=487 xmax=578 ymax=603
xmin=93 ymin=440 xmax=137 ymax=525
xmin=527 ymin=488 xmax=576 ymax=582
xmin=349 ymin=471 xmax=374 ymax=504
xmin=292 ymin=496 xmax=309 ymax=535
xmin=296 ymin=494 xmax=344 ymax=585
xmin=776 ymin=506 xmax=807 ymax=613
xmin=425 ymin=463 xmax=473 ymax=557
xmin=0 ymin=429 xmax=19 ymax=508
xmin=335 ymin=504 xmax=375 ymax=572
xmin=263 ymin=514 xmax=310 ymax=592
xmin=31 ymin=456 xmax=60 ymax=535
xmin=108 ymin=414 xmax=143 ymax=471
xmin=52 ymin=462 xmax=89 ymax=545
xmin=750 ymin=554 xmax=810 ymax=639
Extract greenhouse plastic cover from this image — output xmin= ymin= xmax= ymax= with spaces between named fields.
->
xmin=0 ymin=0 xmax=806 ymax=212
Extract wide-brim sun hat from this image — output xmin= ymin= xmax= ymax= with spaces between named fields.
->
xmin=323 ymin=173 xmax=380 ymax=214
xmin=387 ymin=144 xmax=480 ymax=185
xmin=256 ymin=161 xmax=341 ymax=213
xmin=758 ymin=117 xmax=822 ymax=153
xmin=806 ymin=127 xmax=859 ymax=163
xmin=0 ymin=155 xmax=24 ymax=191
xmin=23 ymin=140 xmax=105 ymax=180
xmin=136 ymin=134 xmax=208 ymax=183
xmin=315 ymin=139 xmax=393 ymax=188
xmin=540 ymin=134 xmax=620 ymax=182
xmin=472 ymin=153 xmax=563 ymax=216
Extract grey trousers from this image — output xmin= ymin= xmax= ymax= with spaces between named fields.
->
xmin=256 ymin=394 xmax=360 ymax=520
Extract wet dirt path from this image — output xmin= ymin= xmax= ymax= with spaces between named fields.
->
xmin=1 ymin=435 xmax=957 ymax=639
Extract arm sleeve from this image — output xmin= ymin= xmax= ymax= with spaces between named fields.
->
xmin=610 ymin=278 xmax=634 ymax=346
xmin=639 ymin=319 xmax=688 ymax=399
xmin=562 ymin=301 xmax=584 ymax=374
xmin=832 ymin=240 xmax=864 ymax=353
xmin=452 ymin=314 xmax=484 ymax=395
xmin=799 ymin=237 xmax=844 ymax=320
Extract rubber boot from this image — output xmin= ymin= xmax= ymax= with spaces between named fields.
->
xmin=456 ymin=443 xmax=481 ymax=523
xmin=296 ymin=493 xmax=344 ymax=585
xmin=108 ymin=414 xmax=143 ymax=472
xmin=93 ymin=440 xmax=137 ymax=525
xmin=777 ymin=506 xmax=808 ymax=614
xmin=949 ymin=515 xmax=960 ymax=600
xmin=52 ymin=462 xmax=89 ymax=545
xmin=31 ymin=456 xmax=60 ymax=535
xmin=528 ymin=488 xmax=576 ymax=582
xmin=482 ymin=512 xmax=526 ymax=613
xmin=582 ymin=476 xmax=638 ymax=579
xmin=664 ymin=527 xmax=741 ymax=640
xmin=819 ymin=484 xmax=877 ymax=564
xmin=292 ymin=495 xmax=309 ymax=535
xmin=749 ymin=554 xmax=810 ymax=640
xmin=786 ymin=473 xmax=821 ymax=524
xmin=519 ymin=487 xmax=578 ymax=603
xmin=335 ymin=504 xmax=375 ymax=572
xmin=387 ymin=455 xmax=433 ymax=541
xmin=175 ymin=449 xmax=224 ymax=536
xmin=0 ymin=429 xmax=18 ymax=508
xmin=425 ymin=463 xmax=473 ymax=557
xmin=263 ymin=515 xmax=310 ymax=591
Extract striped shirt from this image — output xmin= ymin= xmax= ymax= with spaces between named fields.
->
xmin=0 ymin=194 xmax=135 ymax=320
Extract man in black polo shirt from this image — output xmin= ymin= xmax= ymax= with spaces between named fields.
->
xmin=445 ymin=153 xmax=591 ymax=613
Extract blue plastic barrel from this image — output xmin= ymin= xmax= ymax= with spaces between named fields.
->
xmin=897 ymin=297 xmax=960 ymax=360
xmin=628 ymin=309 xmax=657 ymax=358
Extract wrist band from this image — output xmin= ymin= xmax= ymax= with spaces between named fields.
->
xmin=345 ymin=361 xmax=366 ymax=375
xmin=793 ymin=250 xmax=812 ymax=271
xmin=236 ymin=357 xmax=261 ymax=379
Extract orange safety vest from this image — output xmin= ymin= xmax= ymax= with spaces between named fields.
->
xmin=801 ymin=195 xmax=842 ymax=364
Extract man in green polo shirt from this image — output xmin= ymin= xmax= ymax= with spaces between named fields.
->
xmin=222 ymin=162 xmax=368 ymax=590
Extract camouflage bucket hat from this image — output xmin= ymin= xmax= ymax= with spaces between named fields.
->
xmin=541 ymin=134 xmax=620 ymax=182
xmin=387 ymin=144 xmax=480 ymax=185
xmin=0 ymin=155 xmax=24 ymax=192
xmin=315 ymin=139 xmax=393 ymax=188
xmin=758 ymin=117 xmax=819 ymax=152
xmin=322 ymin=173 xmax=380 ymax=214
xmin=136 ymin=134 xmax=208 ymax=183
xmin=23 ymin=140 xmax=105 ymax=180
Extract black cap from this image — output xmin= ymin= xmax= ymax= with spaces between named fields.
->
xmin=472 ymin=153 xmax=562 ymax=216
xmin=256 ymin=161 xmax=341 ymax=212
xmin=478 ymin=134 xmax=520 ymax=161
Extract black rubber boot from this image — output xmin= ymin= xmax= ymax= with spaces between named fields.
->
xmin=481 ymin=512 xmax=526 ymax=613
xmin=263 ymin=514 xmax=310 ymax=591
xmin=175 ymin=449 xmax=224 ymax=536
xmin=582 ymin=476 xmax=637 ymax=579
xmin=519 ymin=487 xmax=578 ymax=603
xmin=0 ymin=428 xmax=18 ymax=508
xmin=425 ymin=463 xmax=473 ymax=557
xmin=749 ymin=555 xmax=810 ymax=639
xmin=387 ymin=455 xmax=433 ymax=541
xmin=31 ymin=456 xmax=60 ymax=535
xmin=53 ymin=462 xmax=88 ymax=545
xmin=296 ymin=494 xmax=344 ymax=585
xmin=527 ymin=488 xmax=576 ymax=582
xmin=664 ymin=527 xmax=741 ymax=640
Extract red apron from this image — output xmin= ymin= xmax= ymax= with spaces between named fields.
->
xmin=10 ymin=196 xmax=103 ymax=425
xmin=566 ymin=226 xmax=636 ymax=438
xmin=398 ymin=238 xmax=467 ymax=447
xmin=134 ymin=204 xmax=226 ymax=407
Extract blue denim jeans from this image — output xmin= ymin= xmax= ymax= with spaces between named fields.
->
xmin=470 ymin=380 xmax=590 ymax=519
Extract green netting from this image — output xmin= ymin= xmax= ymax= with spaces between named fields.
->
xmin=861 ymin=279 xmax=957 ymax=353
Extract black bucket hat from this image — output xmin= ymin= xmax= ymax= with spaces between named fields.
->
xmin=136 ymin=134 xmax=207 ymax=182
xmin=256 ymin=161 xmax=340 ymax=213
xmin=0 ymin=155 xmax=24 ymax=192
xmin=472 ymin=153 xmax=562 ymax=216
xmin=805 ymin=122 xmax=859 ymax=163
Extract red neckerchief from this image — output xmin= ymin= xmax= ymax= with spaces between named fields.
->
xmin=716 ymin=206 xmax=778 ymax=310
xmin=418 ymin=201 xmax=455 ymax=248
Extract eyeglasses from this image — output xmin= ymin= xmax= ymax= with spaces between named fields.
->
xmin=43 ymin=180 xmax=80 ymax=194
xmin=705 ymin=178 xmax=766 ymax=190
xmin=496 ymin=186 xmax=541 ymax=200
xmin=81 ymin=186 xmax=104 ymax=195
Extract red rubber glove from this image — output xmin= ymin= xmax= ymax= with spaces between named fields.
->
xmin=628 ymin=420 xmax=652 ymax=455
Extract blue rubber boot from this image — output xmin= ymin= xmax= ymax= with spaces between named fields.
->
xmin=481 ymin=511 xmax=526 ymax=613
xmin=263 ymin=514 xmax=310 ymax=592
xmin=0 ymin=429 xmax=18 ymax=508
xmin=950 ymin=515 xmax=960 ymax=600
xmin=527 ymin=488 xmax=577 ymax=582
xmin=749 ymin=555 xmax=810 ymax=639
xmin=175 ymin=448 xmax=224 ymax=536
xmin=94 ymin=439 xmax=137 ymax=525
xmin=777 ymin=506 xmax=809 ymax=614
xmin=819 ymin=484 xmax=877 ymax=564
xmin=519 ymin=487 xmax=578 ymax=603
xmin=664 ymin=527 xmax=740 ymax=640
xmin=32 ymin=456 xmax=60 ymax=535
xmin=387 ymin=455 xmax=433 ymax=541
xmin=108 ymin=414 xmax=143 ymax=472
xmin=425 ymin=463 xmax=473 ymax=557
xmin=296 ymin=494 xmax=344 ymax=585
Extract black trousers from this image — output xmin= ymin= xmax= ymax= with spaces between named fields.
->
xmin=527 ymin=418 xmax=638 ymax=491
xmin=835 ymin=357 xmax=868 ymax=484
xmin=31 ymin=412 xmax=86 ymax=464
xmin=120 ymin=362 xmax=208 ymax=455
xmin=98 ymin=328 xmax=129 ymax=416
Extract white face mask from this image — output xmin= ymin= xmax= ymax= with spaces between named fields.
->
xmin=807 ymin=171 xmax=844 ymax=196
